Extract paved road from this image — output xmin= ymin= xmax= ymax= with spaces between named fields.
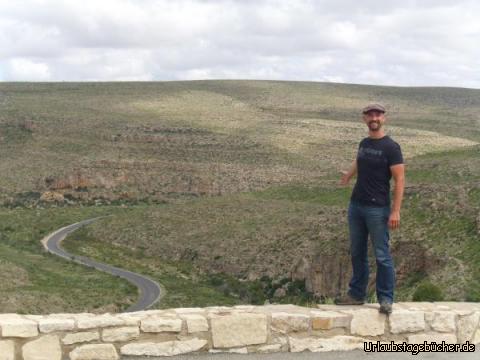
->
xmin=123 ymin=347 xmax=479 ymax=359
xmin=41 ymin=216 xmax=162 ymax=312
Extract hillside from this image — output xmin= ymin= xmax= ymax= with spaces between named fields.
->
xmin=0 ymin=80 xmax=479 ymax=313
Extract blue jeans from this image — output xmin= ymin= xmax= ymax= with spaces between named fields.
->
xmin=347 ymin=199 xmax=395 ymax=304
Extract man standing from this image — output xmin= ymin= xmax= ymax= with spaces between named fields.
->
xmin=335 ymin=103 xmax=405 ymax=315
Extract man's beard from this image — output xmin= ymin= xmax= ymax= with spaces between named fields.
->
xmin=368 ymin=121 xmax=382 ymax=131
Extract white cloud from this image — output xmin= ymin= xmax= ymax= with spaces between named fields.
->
xmin=0 ymin=0 xmax=478 ymax=87
xmin=5 ymin=58 xmax=51 ymax=81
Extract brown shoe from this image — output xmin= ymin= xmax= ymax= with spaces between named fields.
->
xmin=334 ymin=292 xmax=365 ymax=305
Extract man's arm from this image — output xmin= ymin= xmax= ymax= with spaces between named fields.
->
xmin=389 ymin=163 xmax=405 ymax=229
xmin=340 ymin=159 xmax=357 ymax=185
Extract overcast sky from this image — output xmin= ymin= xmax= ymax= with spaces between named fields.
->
xmin=1 ymin=0 xmax=479 ymax=87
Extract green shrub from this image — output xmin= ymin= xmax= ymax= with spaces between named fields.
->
xmin=412 ymin=281 xmax=444 ymax=301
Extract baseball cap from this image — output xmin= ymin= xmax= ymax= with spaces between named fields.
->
xmin=362 ymin=103 xmax=386 ymax=114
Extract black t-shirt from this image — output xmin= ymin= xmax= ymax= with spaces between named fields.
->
xmin=350 ymin=135 xmax=403 ymax=207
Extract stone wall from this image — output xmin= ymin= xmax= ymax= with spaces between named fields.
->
xmin=1 ymin=302 xmax=479 ymax=359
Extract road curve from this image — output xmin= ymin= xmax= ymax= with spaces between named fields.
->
xmin=41 ymin=216 xmax=162 ymax=312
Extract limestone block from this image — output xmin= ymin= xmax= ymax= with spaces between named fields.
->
xmin=233 ymin=305 xmax=257 ymax=311
xmin=50 ymin=313 xmax=94 ymax=319
xmin=270 ymin=312 xmax=310 ymax=333
xmin=39 ymin=317 xmax=75 ymax=333
xmin=115 ymin=314 xmax=141 ymax=326
xmin=425 ymin=312 xmax=435 ymax=323
xmin=0 ymin=340 xmax=15 ymax=360
xmin=211 ymin=313 xmax=268 ymax=348
xmin=102 ymin=326 xmax=140 ymax=342
xmin=205 ymin=306 xmax=233 ymax=312
xmin=257 ymin=343 xmax=282 ymax=353
xmin=473 ymin=329 xmax=480 ymax=344
xmin=289 ymin=335 xmax=368 ymax=352
xmin=22 ymin=335 xmax=62 ymax=360
xmin=430 ymin=311 xmax=456 ymax=332
xmin=62 ymin=331 xmax=100 ymax=345
xmin=179 ymin=314 xmax=209 ymax=333
xmin=24 ymin=315 xmax=44 ymax=321
xmin=76 ymin=314 xmax=124 ymax=329
xmin=141 ymin=316 xmax=182 ymax=332
xmin=310 ymin=310 xmax=351 ymax=330
xmin=457 ymin=312 xmax=480 ymax=343
xmin=389 ymin=310 xmax=425 ymax=334
xmin=0 ymin=315 xmax=38 ymax=338
xmin=120 ymin=338 xmax=207 ymax=356
xmin=69 ymin=344 xmax=119 ymax=360
xmin=395 ymin=302 xmax=438 ymax=311
xmin=344 ymin=309 xmax=386 ymax=336
xmin=173 ymin=308 xmax=206 ymax=314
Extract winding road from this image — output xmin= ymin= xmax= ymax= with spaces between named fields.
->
xmin=41 ymin=216 xmax=162 ymax=312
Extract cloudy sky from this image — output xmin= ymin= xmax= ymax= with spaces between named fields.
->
xmin=1 ymin=0 xmax=479 ymax=87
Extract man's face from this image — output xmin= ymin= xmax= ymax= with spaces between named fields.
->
xmin=363 ymin=110 xmax=385 ymax=131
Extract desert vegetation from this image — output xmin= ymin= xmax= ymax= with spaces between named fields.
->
xmin=0 ymin=80 xmax=478 ymax=313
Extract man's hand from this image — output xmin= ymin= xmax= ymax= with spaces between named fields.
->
xmin=388 ymin=210 xmax=400 ymax=230
xmin=339 ymin=160 xmax=357 ymax=186
xmin=339 ymin=170 xmax=350 ymax=186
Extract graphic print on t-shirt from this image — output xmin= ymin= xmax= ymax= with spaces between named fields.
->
xmin=350 ymin=135 xmax=403 ymax=207
xmin=358 ymin=146 xmax=384 ymax=160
